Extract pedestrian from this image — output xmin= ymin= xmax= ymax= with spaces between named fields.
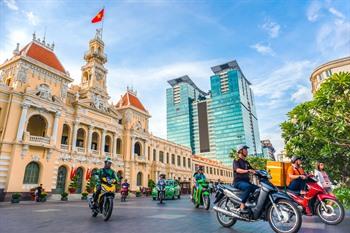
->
xmin=314 ymin=162 xmax=333 ymax=193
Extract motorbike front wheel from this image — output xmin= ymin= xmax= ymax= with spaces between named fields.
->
xmin=216 ymin=198 xmax=237 ymax=228
xmin=316 ymin=198 xmax=344 ymax=225
xmin=103 ymin=197 xmax=113 ymax=221
xmin=267 ymin=199 xmax=302 ymax=233
xmin=203 ymin=195 xmax=210 ymax=210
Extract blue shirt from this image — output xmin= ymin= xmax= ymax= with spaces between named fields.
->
xmin=193 ymin=173 xmax=206 ymax=181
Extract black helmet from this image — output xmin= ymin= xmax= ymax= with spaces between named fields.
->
xmin=291 ymin=156 xmax=301 ymax=163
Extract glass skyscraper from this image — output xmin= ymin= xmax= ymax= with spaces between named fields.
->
xmin=166 ymin=61 xmax=262 ymax=166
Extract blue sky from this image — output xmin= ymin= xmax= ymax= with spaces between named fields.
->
xmin=1 ymin=0 xmax=349 ymax=153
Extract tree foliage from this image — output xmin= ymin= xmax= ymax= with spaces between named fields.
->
xmin=229 ymin=148 xmax=269 ymax=170
xmin=281 ymin=72 xmax=350 ymax=185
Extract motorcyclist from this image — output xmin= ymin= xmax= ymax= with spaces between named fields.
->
xmin=157 ymin=174 xmax=166 ymax=199
xmin=193 ymin=166 xmax=206 ymax=201
xmin=121 ymin=179 xmax=130 ymax=189
xmin=35 ymin=184 xmax=43 ymax=202
xmin=93 ymin=157 xmax=119 ymax=208
xmin=286 ymin=156 xmax=307 ymax=194
xmin=233 ymin=144 xmax=258 ymax=213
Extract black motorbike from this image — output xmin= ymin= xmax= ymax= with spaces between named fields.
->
xmin=213 ymin=170 xmax=302 ymax=233
xmin=157 ymin=183 xmax=166 ymax=204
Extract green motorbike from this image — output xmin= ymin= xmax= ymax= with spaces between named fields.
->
xmin=192 ymin=179 xmax=210 ymax=210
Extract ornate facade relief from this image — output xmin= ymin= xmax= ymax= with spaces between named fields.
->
xmin=36 ymin=83 xmax=52 ymax=101
xmin=60 ymin=83 xmax=68 ymax=99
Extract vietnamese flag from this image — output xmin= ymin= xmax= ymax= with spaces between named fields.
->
xmin=91 ymin=8 xmax=104 ymax=23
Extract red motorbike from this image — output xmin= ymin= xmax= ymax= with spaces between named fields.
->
xmin=120 ymin=185 xmax=129 ymax=202
xmin=285 ymin=175 xmax=344 ymax=225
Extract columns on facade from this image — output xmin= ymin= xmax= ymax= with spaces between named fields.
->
xmin=112 ymin=133 xmax=118 ymax=157
xmin=101 ymin=129 xmax=106 ymax=156
xmin=72 ymin=121 xmax=79 ymax=151
xmin=144 ymin=141 xmax=148 ymax=159
xmin=87 ymin=125 xmax=93 ymax=154
xmin=51 ymin=111 xmax=61 ymax=145
xmin=16 ymin=103 xmax=30 ymax=141
xmin=131 ymin=136 xmax=135 ymax=159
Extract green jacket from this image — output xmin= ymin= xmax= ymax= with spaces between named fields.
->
xmin=94 ymin=168 xmax=119 ymax=186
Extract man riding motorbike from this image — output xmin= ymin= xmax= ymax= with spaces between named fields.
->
xmin=233 ymin=144 xmax=258 ymax=213
xmin=93 ymin=157 xmax=119 ymax=208
xmin=157 ymin=174 xmax=166 ymax=200
xmin=193 ymin=166 xmax=206 ymax=201
xmin=286 ymin=156 xmax=307 ymax=195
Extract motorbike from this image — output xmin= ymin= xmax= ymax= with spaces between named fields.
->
xmin=157 ymin=183 xmax=166 ymax=204
xmin=285 ymin=175 xmax=344 ymax=225
xmin=213 ymin=170 xmax=302 ymax=233
xmin=192 ymin=179 xmax=210 ymax=210
xmin=120 ymin=185 xmax=129 ymax=202
xmin=88 ymin=177 xmax=116 ymax=221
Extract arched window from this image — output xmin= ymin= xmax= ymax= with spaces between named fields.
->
xmin=76 ymin=128 xmax=86 ymax=148
xmin=116 ymin=138 xmax=122 ymax=154
xmin=61 ymin=124 xmax=70 ymax=145
xmin=105 ymin=135 xmax=111 ymax=152
xmin=27 ymin=115 xmax=47 ymax=137
xmin=23 ymin=162 xmax=40 ymax=184
xmin=136 ymin=172 xmax=143 ymax=186
xmin=91 ymin=132 xmax=99 ymax=150
xmin=134 ymin=142 xmax=141 ymax=156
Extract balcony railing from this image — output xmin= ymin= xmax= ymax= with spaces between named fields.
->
xmin=60 ymin=144 xmax=70 ymax=150
xmin=76 ymin=147 xmax=85 ymax=153
xmin=91 ymin=150 xmax=99 ymax=156
xmin=105 ymin=152 xmax=111 ymax=157
xmin=29 ymin=136 xmax=50 ymax=144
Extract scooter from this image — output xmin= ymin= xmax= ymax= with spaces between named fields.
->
xmin=120 ymin=185 xmax=129 ymax=202
xmin=192 ymin=179 xmax=210 ymax=210
xmin=285 ymin=175 xmax=344 ymax=225
xmin=213 ymin=170 xmax=302 ymax=233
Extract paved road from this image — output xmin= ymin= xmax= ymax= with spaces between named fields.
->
xmin=0 ymin=195 xmax=349 ymax=233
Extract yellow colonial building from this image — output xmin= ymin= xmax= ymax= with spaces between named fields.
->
xmin=0 ymin=32 xmax=232 ymax=201
xmin=310 ymin=56 xmax=350 ymax=94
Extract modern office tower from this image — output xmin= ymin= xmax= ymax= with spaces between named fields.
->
xmin=167 ymin=61 xmax=262 ymax=166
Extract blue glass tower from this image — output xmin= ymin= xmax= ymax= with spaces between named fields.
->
xmin=166 ymin=61 xmax=262 ymax=166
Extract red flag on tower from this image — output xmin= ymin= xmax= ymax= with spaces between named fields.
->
xmin=91 ymin=8 xmax=104 ymax=23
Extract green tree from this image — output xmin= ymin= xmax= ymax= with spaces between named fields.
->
xmin=281 ymin=72 xmax=350 ymax=185
xmin=229 ymin=148 xmax=269 ymax=170
xmin=148 ymin=179 xmax=156 ymax=189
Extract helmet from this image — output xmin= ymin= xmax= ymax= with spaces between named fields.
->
xmin=104 ymin=157 xmax=113 ymax=164
xmin=291 ymin=156 xmax=301 ymax=163
xmin=236 ymin=144 xmax=249 ymax=152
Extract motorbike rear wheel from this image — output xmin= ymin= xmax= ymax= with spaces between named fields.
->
xmin=103 ymin=198 xmax=113 ymax=221
xmin=267 ymin=199 xmax=301 ymax=233
xmin=316 ymin=198 xmax=344 ymax=225
xmin=216 ymin=198 xmax=237 ymax=228
xmin=203 ymin=195 xmax=210 ymax=210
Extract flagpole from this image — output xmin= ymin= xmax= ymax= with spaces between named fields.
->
xmin=101 ymin=6 xmax=105 ymax=40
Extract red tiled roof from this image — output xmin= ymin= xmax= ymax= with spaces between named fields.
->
xmin=117 ymin=92 xmax=147 ymax=112
xmin=12 ymin=41 xmax=66 ymax=74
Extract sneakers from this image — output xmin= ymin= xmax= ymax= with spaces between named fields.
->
xmin=239 ymin=208 xmax=249 ymax=214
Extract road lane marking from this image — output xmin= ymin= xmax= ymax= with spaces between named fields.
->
xmin=33 ymin=209 xmax=61 ymax=213
xmin=302 ymin=222 xmax=326 ymax=230
xmin=147 ymin=214 xmax=187 ymax=219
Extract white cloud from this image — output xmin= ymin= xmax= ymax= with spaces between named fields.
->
xmin=252 ymin=60 xmax=313 ymax=98
xmin=291 ymin=85 xmax=312 ymax=103
xmin=261 ymin=19 xmax=280 ymax=38
xmin=328 ymin=7 xmax=345 ymax=19
xmin=316 ymin=19 xmax=350 ymax=56
xmin=24 ymin=11 xmax=39 ymax=26
xmin=307 ymin=0 xmax=322 ymax=22
xmin=250 ymin=43 xmax=275 ymax=56
xmin=3 ymin=0 xmax=18 ymax=11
